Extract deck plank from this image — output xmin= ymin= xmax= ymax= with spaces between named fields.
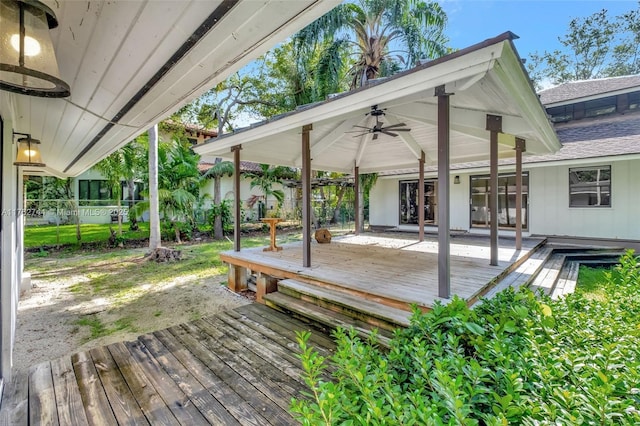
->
xmin=72 ymin=351 xmax=118 ymax=425
xmin=137 ymin=333 xmax=241 ymax=425
xmin=89 ymin=345 xmax=149 ymax=425
xmin=28 ymin=362 xmax=59 ymax=425
xmin=239 ymin=304 xmax=337 ymax=351
xmin=204 ymin=314 xmax=317 ymax=385
xmin=107 ymin=342 xmax=180 ymax=426
xmin=50 ymin=356 xmax=89 ymax=426
xmin=152 ymin=328 xmax=272 ymax=426
xmin=186 ymin=320 xmax=303 ymax=413
xmin=124 ymin=340 xmax=210 ymax=425
xmin=0 ymin=368 xmax=29 ymax=425
xmin=167 ymin=324 xmax=295 ymax=425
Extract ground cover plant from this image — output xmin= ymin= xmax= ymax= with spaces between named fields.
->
xmin=292 ymin=250 xmax=640 ymax=425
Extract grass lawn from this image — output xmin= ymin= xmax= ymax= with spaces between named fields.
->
xmin=25 ymin=222 xmax=150 ymax=249
xmin=576 ymin=264 xmax=615 ymax=301
xmin=24 ymin=231 xmax=303 ymax=345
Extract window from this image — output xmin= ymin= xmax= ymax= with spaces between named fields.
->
xmin=78 ymin=180 xmax=112 ymax=206
xmin=547 ymin=104 xmax=574 ymax=123
xmin=470 ymin=173 xmax=529 ymax=229
xmin=122 ymin=181 xmax=144 ymax=203
xmin=584 ymin=96 xmax=617 ymax=118
xmin=399 ymin=180 xmax=437 ymax=225
xmin=629 ymin=91 xmax=640 ymax=110
xmin=569 ymin=166 xmax=611 ymax=207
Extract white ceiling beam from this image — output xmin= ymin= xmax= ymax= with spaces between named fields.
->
xmin=384 ymin=114 xmax=430 ymax=161
xmin=355 ymin=132 xmax=374 ymax=166
xmin=293 ymin=118 xmax=361 ymax=164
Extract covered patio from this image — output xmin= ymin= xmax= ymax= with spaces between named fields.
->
xmin=194 ymin=32 xmax=560 ymax=303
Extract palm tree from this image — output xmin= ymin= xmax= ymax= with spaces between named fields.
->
xmin=121 ymin=139 xmax=147 ymax=231
xmin=148 ymin=124 xmax=161 ymax=249
xmin=133 ymin=138 xmax=201 ymax=243
xmin=245 ymin=164 xmax=295 ymax=218
xmin=294 ymin=0 xmax=448 ymax=89
xmin=202 ymin=159 xmax=234 ymax=239
xmin=94 ymin=151 xmax=126 ymax=237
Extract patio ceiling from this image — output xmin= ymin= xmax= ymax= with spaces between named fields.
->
xmin=0 ymin=0 xmax=339 ymax=177
xmin=194 ymin=32 xmax=561 ymax=174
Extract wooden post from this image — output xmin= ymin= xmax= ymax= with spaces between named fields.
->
xmin=418 ymin=151 xmax=425 ymax=242
xmin=354 ymin=165 xmax=360 ymax=235
xmin=232 ymin=145 xmax=242 ymax=252
xmin=436 ymin=85 xmax=451 ymax=299
xmin=256 ymin=272 xmax=278 ymax=304
xmin=486 ymin=115 xmax=502 ymax=266
xmin=227 ymin=263 xmax=247 ymax=292
xmin=515 ymin=138 xmax=526 ymax=251
xmin=302 ymin=124 xmax=312 ymax=267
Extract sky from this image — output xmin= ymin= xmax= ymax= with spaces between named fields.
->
xmin=441 ymin=0 xmax=636 ymax=59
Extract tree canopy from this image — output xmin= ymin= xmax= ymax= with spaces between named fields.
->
xmin=528 ymin=4 xmax=640 ymax=89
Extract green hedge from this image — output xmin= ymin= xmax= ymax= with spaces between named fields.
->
xmin=292 ymin=250 xmax=640 ymax=425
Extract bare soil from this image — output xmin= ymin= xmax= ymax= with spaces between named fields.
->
xmin=15 ymin=248 xmax=251 ymax=372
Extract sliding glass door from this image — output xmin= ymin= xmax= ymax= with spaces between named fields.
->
xmin=470 ymin=173 xmax=528 ymax=229
xmin=399 ymin=180 xmax=437 ymax=225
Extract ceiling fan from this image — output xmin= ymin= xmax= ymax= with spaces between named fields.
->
xmin=346 ymin=105 xmax=411 ymax=140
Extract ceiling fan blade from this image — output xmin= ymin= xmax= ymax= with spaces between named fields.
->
xmin=351 ymin=133 xmax=367 ymax=138
xmin=383 ymin=123 xmax=407 ymax=129
xmin=392 ymin=128 xmax=411 ymax=132
xmin=382 ymin=131 xmax=398 ymax=137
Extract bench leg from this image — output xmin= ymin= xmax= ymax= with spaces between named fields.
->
xmin=227 ymin=264 xmax=248 ymax=292
xmin=256 ymin=273 xmax=278 ymax=304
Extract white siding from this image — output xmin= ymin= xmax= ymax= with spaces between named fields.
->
xmin=529 ymin=159 xmax=640 ymax=240
xmin=1 ymin=116 xmax=21 ymax=380
xmin=370 ymin=157 xmax=640 ymax=241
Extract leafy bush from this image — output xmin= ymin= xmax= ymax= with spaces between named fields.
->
xmin=209 ymin=200 xmax=233 ymax=235
xmin=292 ymin=250 xmax=640 ymax=425
xmin=160 ymin=220 xmax=193 ymax=242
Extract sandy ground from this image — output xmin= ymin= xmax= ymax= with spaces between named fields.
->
xmin=14 ymin=248 xmax=251 ymax=372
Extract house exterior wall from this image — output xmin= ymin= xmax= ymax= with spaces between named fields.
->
xmin=1 ymin=115 xmax=23 ymax=380
xmin=529 ymin=158 xmax=640 ymax=240
xmin=200 ymin=176 xmax=296 ymax=221
xmin=370 ymin=157 xmax=640 ymax=241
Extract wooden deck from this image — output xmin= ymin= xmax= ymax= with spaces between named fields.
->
xmin=0 ymin=304 xmax=336 ymax=425
xmin=224 ymin=232 xmax=546 ymax=310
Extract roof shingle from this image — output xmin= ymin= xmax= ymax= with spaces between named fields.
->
xmin=539 ymin=75 xmax=640 ymax=105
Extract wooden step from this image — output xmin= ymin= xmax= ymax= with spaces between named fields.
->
xmin=276 ymin=279 xmax=411 ymax=329
xmin=475 ymin=246 xmax=554 ymax=304
xmin=263 ymin=292 xmax=394 ymax=347
xmin=528 ymin=252 xmax=566 ymax=296
xmin=550 ymin=260 xmax=579 ymax=300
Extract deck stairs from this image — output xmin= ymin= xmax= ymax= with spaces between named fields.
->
xmin=264 ymin=241 xmax=561 ymax=343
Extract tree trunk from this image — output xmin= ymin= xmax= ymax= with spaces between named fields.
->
xmin=148 ymin=124 xmax=161 ymax=250
xmin=117 ymin=197 xmax=123 ymax=238
xmin=332 ymin=186 xmax=347 ymax=224
xmin=127 ymin=178 xmax=138 ymax=231
xmin=213 ymin=176 xmax=223 ymax=240
xmin=173 ymin=221 xmax=182 ymax=244
xmin=357 ymin=184 xmax=364 ymax=234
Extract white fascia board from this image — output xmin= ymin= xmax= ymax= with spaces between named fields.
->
xmin=491 ymin=43 xmax=560 ymax=154
xmin=194 ymin=42 xmax=506 ymax=156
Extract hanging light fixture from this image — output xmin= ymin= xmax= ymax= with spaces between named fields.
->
xmin=13 ymin=132 xmax=46 ymax=167
xmin=0 ymin=0 xmax=70 ymax=97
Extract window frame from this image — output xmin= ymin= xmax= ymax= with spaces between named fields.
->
xmin=469 ymin=172 xmax=529 ymax=230
xmin=568 ymin=165 xmax=611 ymax=208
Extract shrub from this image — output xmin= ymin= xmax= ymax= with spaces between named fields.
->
xmin=292 ymin=250 xmax=640 ymax=425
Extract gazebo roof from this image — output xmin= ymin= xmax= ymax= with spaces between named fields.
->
xmin=195 ymin=32 xmax=561 ymax=173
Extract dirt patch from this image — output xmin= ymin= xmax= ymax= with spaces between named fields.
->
xmin=15 ymin=248 xmax=251 ymax=372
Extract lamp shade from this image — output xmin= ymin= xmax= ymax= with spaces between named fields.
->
xmin=14 ymin=136 xmax=46 ymax=167
xmin=0 ymin=0 xmax=70 ymax=97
